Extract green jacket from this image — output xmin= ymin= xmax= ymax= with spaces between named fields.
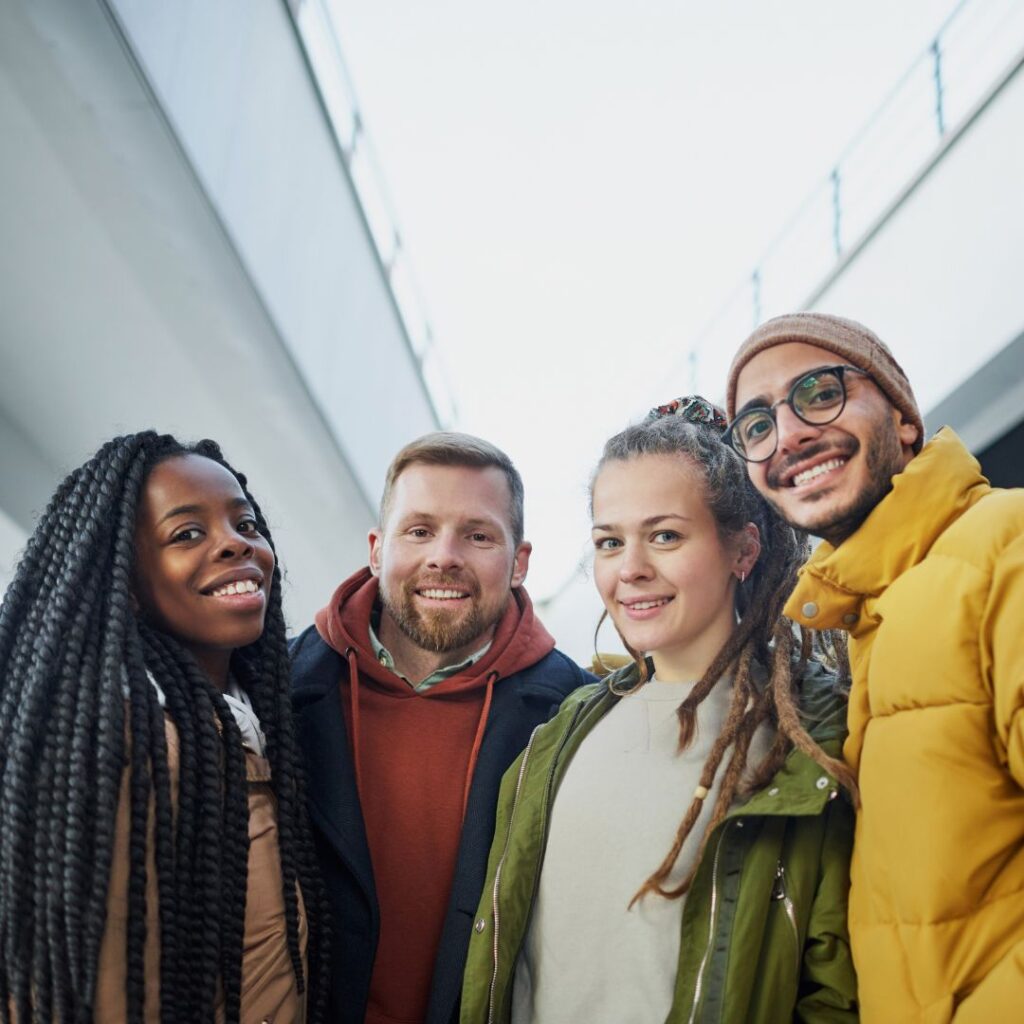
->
xmin=460 ymin=662 xmax=858 ymax=1023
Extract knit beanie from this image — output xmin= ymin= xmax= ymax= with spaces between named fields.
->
xmin=726 ymin=312 xmax=924 ymax=452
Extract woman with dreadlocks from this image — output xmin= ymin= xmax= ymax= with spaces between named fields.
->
xmin=0 ymin=432 xmax=326 ymax=1023
xmin=460 ymin=398 xmax=859 ymax=1023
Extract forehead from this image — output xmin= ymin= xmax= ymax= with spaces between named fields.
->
xmin=388 ymin=463 xmax=513 ymax=526
xmin=140 ymin=455 xmax=245 ymax=517
xmin=734 ymin=341 xmax=840 ymax=406
xmin=592 ymin=455 xmax=710 ymax=523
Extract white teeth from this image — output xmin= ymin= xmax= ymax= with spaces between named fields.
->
xmin=210 ymin=579 xmax=259 ymax=597
xmin=627 ymin=598 xmax=670 ymax=610
xmin=792 ymin=458 xmax=845 ymax=487
xmin=420 ymin=588 xmax=467 ymax=600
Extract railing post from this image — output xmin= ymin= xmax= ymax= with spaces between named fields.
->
xmin=931 ymin=37 xmax=946 ymax=136
xmin=830 ymin=168 xmax=842 ymax=257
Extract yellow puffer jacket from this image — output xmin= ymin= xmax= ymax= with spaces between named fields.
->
xmin=786 ymin=428 xmax=1024 ymax=1023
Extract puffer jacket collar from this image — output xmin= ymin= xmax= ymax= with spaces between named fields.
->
xmin=785 ymin=428 xmax=988 ymax=633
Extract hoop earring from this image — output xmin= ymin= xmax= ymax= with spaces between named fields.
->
xmin=738 ymin=570 xmax=747 ymax=584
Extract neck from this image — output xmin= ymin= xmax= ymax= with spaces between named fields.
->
xmin=649 ymin=605 xmax=736 ymax=684
xmin=192 ymin=648 xmax=231 ymax=690
xmin=377 ymin=608 xmax=495 ymax=684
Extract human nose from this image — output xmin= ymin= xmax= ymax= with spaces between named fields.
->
xmin=426 ymin=532 xmax=464 ymax=571
xmin=214 ymin=523 xmax=255 ymax=560
xmin=774 ymin=400 xmax=821 ymax=455
xmin=618 ymin=543 xmax=652 ymax=583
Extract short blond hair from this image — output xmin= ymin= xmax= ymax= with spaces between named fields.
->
xmin=379 ymin=432 xmax=525 ymax=546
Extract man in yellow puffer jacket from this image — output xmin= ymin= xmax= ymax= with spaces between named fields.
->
xmin=724 ymin=312 xmax=1024 ymax=1023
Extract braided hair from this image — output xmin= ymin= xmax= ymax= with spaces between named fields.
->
xmin=590 ymin=399 xmax=857 ymax=906
xmin=0 ymin=431 xmax=328 ymax=1023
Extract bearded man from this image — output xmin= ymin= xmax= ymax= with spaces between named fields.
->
xmin=291 ymin=433 xmax=590 ymax=1024
xmin=726 ymin=313 xmax=1024 ymax=1022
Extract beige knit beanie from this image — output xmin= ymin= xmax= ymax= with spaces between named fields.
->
xmin=726 ymin=312 xmax=924 ymax=452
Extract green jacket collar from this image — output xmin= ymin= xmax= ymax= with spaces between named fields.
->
xmin=579 ymin=663 xmax=849 ymax=820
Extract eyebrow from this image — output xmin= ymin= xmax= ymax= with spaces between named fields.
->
xmin=592 ymin=513 xmax=692 ymax=532
xmin=157 ymin=497 xmax=251 ymax=525
xmin=398 ymin=512 xmax=503 ymax=530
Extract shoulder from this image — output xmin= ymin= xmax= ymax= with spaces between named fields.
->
xmin=507 ymin=647 xmax=597 ymax=700
xmin=944 ymin=486 xmax=1024 ymax=548
xmin=919 ymin=489 xmax=1024 ymax=605
xmin=288 ymin=624 xmax=343 ymax=703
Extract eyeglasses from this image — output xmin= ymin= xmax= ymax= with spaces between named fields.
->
xmin=725 ymin=364 xmax=870 ymax=463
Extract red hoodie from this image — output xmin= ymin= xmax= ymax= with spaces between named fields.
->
xmin=315 ymin=568 xmax=555 ymax=1024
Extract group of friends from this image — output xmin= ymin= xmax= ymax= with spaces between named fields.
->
xmin=0 ymin=311 xmax=1021 ymax=1024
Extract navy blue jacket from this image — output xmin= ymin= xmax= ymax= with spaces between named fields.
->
xmin=290 ymin=624 xmax=592 ymax=1024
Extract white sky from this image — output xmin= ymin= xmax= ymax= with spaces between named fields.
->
xmin=330 ymin=0 xmax=957 ymax=600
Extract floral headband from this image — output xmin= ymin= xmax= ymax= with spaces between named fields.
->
xmin=646 ymin=395 xmax=728 ymax=434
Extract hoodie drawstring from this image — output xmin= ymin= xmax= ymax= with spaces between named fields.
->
xmin=461 ymin=671 xmax=498 ymax=822
xmin=345 ymin=647 xmax=364 ymax=806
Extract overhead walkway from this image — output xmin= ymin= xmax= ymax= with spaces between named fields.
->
xmin=543 ymin=0 xmax=1024 ymax=662
xmin=0 ymin=0 xmax=452 ymax=621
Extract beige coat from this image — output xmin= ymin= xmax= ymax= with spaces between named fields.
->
xmin=96 ymin=712 xmax=307 ymax=1023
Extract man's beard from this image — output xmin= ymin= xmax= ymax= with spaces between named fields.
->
xmin=380 ymin=574 xmax=509 ymax=654
xmin=765 ymin=412 xmax=906 ymax=546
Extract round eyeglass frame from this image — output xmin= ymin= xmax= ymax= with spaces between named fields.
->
xmin=724 ymin=364 xmax=869 ymax=463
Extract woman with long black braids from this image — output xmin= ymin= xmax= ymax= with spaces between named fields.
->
xmin=0 ymin=432 xmax=326 ymax=1022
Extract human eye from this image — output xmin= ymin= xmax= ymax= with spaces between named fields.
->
xmin=797 ymin=372 xmax=843 ymax=409
xmin=741 ymin=412 xmax=773 ymax=443
xmin=407 ymin=527 xmax=431 ymax=539
xmin=469 ymin=531 xmax=493 ymax=544
xmin=170 ymin=525 xmax=203 ymax=543
xmin=652 ymin=530 xmax=680 ymax=544
xmin=593 ymin=536 xmax=621 ymax=552
xmin=236 ymin=516 xmax=259 ymax=534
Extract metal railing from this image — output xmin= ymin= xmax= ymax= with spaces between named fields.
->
xmin=287 ymin=0 xmax=458 ymax=428
xmin=679 ymin=0 xmax=1024 ymax=401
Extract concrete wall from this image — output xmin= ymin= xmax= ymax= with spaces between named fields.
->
xmin=0 ymin=0 xmax=440 ymax=626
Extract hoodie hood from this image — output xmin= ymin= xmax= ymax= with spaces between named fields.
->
xmin=314 ymin=566 xmax=555 ymax=696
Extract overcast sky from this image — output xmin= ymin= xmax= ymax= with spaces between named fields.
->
xmin=329 ymin=0 xmax=958 ymax=599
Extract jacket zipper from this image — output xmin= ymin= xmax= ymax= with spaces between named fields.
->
xmin=686 ymin=820 xmax=732 ymax=1024
xmin=771 ymin=859 xmax=800 ymax=976
xmin=486 ymin=699 xmax=587 ymax=1024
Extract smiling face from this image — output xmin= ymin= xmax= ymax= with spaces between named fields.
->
xmin=591 ymin=454 xmax=758 ymax=683
xmin=133 ymin=454 xmax=275 ymax=687
xmin=734 ymin=341 xmax=919 ymax=545
xmin=368 ymin=463 xmax=531 ymax=669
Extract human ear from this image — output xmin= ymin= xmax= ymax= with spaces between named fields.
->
xmin=510 ymin=541 xmax=532 ymax=589
xmin=735 ymin=523 xmax=761 ymax=579
xmin=897 ymin=413 xmax=920 ymax=451
xmin=368 ymin=528 xmax=384 ymax=576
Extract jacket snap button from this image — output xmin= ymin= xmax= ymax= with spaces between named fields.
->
xmin=768 ymin=787 xmax=780 ymax=796
xmin=842 ymin=613 xmax=858 ymax=625
xmin=801 ymin=602 xmax=818 ymax=618
xmin=475 ymin=917 xmax=487 ymax=933
xmin=816 ymin=776 xmax=829 ymax=790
